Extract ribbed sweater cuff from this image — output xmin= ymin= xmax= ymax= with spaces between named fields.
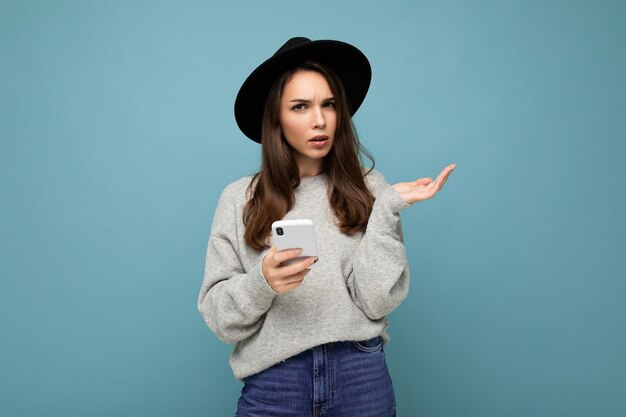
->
xmin=364 ymin=186 xmax=409 ymax=233
xmin=242 ymin=261 xmax=279 ymax=307
xmin=379 ymin=185 xmax=411 ymax=212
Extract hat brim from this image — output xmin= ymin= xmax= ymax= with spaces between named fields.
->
xmin=234 ymin=40 xmax=371 ymax=143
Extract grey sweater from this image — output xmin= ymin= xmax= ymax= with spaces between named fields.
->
xmin=197 ymin=169 xmax=411 ymax=381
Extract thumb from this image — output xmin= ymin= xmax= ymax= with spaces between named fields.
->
xmin=415 ymin=177 xmax=433 ymax=185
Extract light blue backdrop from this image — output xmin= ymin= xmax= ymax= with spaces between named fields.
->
xmin=2 ymin=1 xmax=625 ymax=416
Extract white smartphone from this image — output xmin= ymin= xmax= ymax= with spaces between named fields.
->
xmin=271 ymin=219 xmax=318 ymax=267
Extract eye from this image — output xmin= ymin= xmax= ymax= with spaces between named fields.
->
xmin=292 ymin=103 xmax=306 ymax=111
xmin=323 ymin=101 xmax=335 ymax=109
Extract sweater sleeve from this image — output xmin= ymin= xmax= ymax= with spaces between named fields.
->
xmin=197 ymin=184 xmax=278 ymax=344
xmin=347 ymin=171 xmax=412 ymax=320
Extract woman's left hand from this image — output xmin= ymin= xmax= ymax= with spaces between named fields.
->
xmin=393 ymin=164 xmax=456 ymax=204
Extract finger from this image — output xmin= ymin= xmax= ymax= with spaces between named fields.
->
xmin=416 ymin=177 xmax=432 ymax=185
xmin=273 ymin=248 xmax=304 ymax=265
xmin=282 ymin=273 xmax=307 ymax=285
xmin=433 ymin=170 xmax=446 ymax=185
xmin=441 ymin=165 xmax=456 ymax=184
xmin=434 ymin=165 xmax=455 ymax=185
xmin=280 ymin=256 xmax=317 ymax=276
xmin=434 ymin=166 xmax=455 ymax=191
xmin=286 ymin=269 xmax=310 ymax=281
xmin=279 ymin=278 xmax=304 ymax=292
xmin=280 ymin=269 xmax=310 ymax=286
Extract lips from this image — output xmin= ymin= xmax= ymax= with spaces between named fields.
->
xmin=309 ymin=135 xmax=329 ymax=142
xmin=307 ymin=135 xmax=329 ymax=149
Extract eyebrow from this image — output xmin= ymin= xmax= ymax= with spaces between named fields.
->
xmin=288 ymin=97 xmax=335 ymax=103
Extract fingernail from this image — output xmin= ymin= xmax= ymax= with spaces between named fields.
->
xmin=314 ymin=258 xmax=318 ymax=263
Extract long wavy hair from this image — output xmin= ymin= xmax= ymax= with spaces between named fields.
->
xmin=243 ymin=61 xmax=375 ymax=251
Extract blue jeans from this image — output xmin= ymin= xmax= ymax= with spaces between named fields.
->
xmin=235 ymin=336 xmax=397 ymax=417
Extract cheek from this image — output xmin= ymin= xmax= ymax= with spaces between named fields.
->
xmin=329 ymin=113 xmax=338 ymax=133
xmin=281 ymin=116 xmax=306 ymax=140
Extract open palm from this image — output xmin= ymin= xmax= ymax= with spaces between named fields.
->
xmin=393 ymin=164 xmax=456 ymax=204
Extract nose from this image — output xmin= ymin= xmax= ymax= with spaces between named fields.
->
xmin=312 ymin=106 xmax=326 ymax=129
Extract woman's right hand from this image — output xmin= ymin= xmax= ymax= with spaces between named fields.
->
xmin=262 ymin=247 xmax=317 ymax=293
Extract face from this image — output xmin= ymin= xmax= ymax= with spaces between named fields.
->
xmin=279 ymin=70 xmax=337 ymax=175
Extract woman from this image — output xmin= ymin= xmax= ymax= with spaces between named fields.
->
xmin=198 ymin=37 xmax=456 ymax=416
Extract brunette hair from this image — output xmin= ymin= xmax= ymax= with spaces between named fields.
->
xmin=243 ymin=61 xmax=375 ymax=251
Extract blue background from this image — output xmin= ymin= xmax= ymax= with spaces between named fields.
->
xmin=2 ymin=1 xmax=625 ymax=416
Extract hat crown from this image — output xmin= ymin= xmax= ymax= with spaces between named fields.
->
xmin=274 ymin=37 xmax=311 ymax=56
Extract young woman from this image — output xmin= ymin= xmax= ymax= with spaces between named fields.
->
xmin=198 ymin=37 xmax=456 ymax=417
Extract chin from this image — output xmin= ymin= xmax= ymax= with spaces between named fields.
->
xmin=307 ymin=149 xmax=331 ymax=159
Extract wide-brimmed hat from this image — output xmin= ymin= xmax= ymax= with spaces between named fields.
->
xmin=234 ymin=37 xmax=372 ymax=143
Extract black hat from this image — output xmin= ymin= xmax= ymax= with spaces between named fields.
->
xmin=234 ymin=37 xmax=372 ymax=143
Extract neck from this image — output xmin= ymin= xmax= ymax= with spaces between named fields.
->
xmin=296 ymin=156 xmax=323 ymax=178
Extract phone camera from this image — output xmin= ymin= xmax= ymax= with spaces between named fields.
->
xmin=276 ymin=227 xmax=284 ymax=236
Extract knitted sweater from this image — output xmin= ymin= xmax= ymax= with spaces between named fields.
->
xmin=197 ymin=169 xmax=411 ymax=381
